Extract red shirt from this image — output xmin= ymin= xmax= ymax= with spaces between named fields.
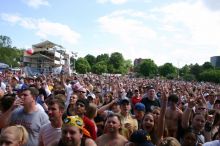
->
xmin=83 ymin=116 xmax=97 ymax=140
xmin=131 ymin=96 xmax=142 ymax=106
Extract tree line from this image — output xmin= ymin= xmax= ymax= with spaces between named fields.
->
xmin=0 ymin=35 xmax=23 ymax=67
xmin=1 ymin=35 xmax=220 ymax=83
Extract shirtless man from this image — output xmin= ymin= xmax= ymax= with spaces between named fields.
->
xmin=165 ymin=94 xmax=183 ymax=138
xmin=96 ymin=113 xmax=127 ymax=146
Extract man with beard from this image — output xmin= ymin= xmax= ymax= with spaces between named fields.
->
xmin=96 ymin=113 xmax=128 ymax=146
xmin=39 ymin=95 xmax=65 ymax=146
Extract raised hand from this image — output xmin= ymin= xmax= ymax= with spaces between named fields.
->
xmin=162 ymin=85 xmax=169 ymax=103
xmin=187 ymin=98 xmax=196 ymax=108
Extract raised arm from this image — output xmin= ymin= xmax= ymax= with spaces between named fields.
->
xmin=181 ymin=97 xmax=195 ymax=129
xmin=156 ymin=86 xmax=168 ymax=141
xmin=0 ymin=98 xmax=22 ymax=128
xmin=97 ymin=99 xmax=117 ymax=114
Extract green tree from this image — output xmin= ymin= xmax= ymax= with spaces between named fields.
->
xmin=183 ymin=74 xmax=196 ymax=81
xmin=190 ymin=63 xmax=202 ymax=79
xmin=96 ymin=54 xmax=109 ymax=63
xmin=0 ymin=35 xmax=23 ymax=67
xmin=0 ymin=46 xmax=23 ymax=67
xmin=107 ymin=64 xmax=114 ymax=73
xmin=123 ymin=59 xmax=133 ymax=73
xmin=202 ymin=62 xmax=214 ymax=70
xmin=75 ymin=57 xmax=91 ymax=74
xmin=179 ymin=65 xmax=190 ymax=76
xmin=92 ymin=61 xmax=108 ymax=75
xmin=108 ymin=52 xmax=125 ymax=73
xmin=85 ymin=54 xmax=96 ymax=67
xmin=138 ymin=59 xmax=158 ymax=77
xmin=198 ymin=70 xmax=220 ymax=83
xmin=0 ymin=35 xmax=12 ymax=48
xmin=159 ymin=63 xmax=177 ymax=77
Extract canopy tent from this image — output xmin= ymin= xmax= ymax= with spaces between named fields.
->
xmin=32 ymin=40 xmax=63 ymax=49
xmin=0 ymin=62 xmax=9 ymax=69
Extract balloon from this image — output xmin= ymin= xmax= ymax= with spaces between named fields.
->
xmin=26 ymin=49 xmax=33 ymax=55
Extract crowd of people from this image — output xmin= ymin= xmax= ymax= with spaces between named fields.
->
xmin=0 ymin=70 xmax=220 ymax=146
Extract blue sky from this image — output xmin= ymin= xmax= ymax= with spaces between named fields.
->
xmin=1 ymin=0 xmax=220 ymax=67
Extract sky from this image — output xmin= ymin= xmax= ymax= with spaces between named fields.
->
xmin=1 ymin=0 xmax=220 ymax=67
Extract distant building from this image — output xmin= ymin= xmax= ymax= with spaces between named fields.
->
xmin=134 ymin=58 xmax=144 ymax=66
xmin=210 ymin=56 xmax=220 ymax=68
xmin=23 ymin=40 xmax=71 ymax=76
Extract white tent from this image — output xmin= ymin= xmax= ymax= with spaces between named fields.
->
xmin=0 ymin=62 xmax=9 ymax=69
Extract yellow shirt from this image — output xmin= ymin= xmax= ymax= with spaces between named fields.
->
xmin=120 ymin=113 xmax=138 ymax=139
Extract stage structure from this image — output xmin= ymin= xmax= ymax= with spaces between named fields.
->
xmin=23 ymin=40 xmax=72 ymax=76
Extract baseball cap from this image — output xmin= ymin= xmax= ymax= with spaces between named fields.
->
xmin=203 ymin=93 xmax=209 ymax=97
xmin=12 ymin=76 xmax=19 ymax=81
xmin=147 ymin=85 xmax=155 ymax=90
xmin=130 ymin=130 xmax=154 ymax=146
xmin=87 ymin=93 xmax=96 ymax=99
xmin=63 ymin=116 xmax=91 ymax=138
xmin=119 ymin=97 xmax=130 ymax=105
xmin=134 ymin=103 xmax=145 ymax=111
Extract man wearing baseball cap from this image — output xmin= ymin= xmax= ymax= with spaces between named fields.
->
xmin=119 ymin=97 xmax=138 ymax=139
xmin=134 ymin=103 xmax=145 ymax=129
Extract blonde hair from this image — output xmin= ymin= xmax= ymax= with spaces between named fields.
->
xmin=1 ymin=125 xmax=29 ymax=145
xmin=158 ymin=137 xmax=181 ymax=146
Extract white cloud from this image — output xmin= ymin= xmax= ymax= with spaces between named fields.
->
xmin=97 ymin=9 xmax=158 ymax=63
xmin=202 ymin=0 xmax=220 ymax=11
xmin=97 ymin=0 xmax=128 ymax=4
xmin=146 ymin=0 xmax=220 ymax=66
xmin=98 ymin=10 xmax=157 ymax=45
xmin=152 ymin=0 xmax=220 ymax=46
xmin=23 ymin=0 xmax=49 ymax=8
xmin=97 ymin=0 xmax=220 ymax=66
xmin=0 ymin=13 xmax=80 ymax=45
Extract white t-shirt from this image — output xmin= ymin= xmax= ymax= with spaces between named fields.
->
xmin=65 ymin=84 xmax=73 ymax=108
xmin=39 ymin=123 xmax=62 ymax=146
xmin=203 ymin=140 xmax=220 ymax=146
xmin=0 ymin=82 xmax=6 ymax=92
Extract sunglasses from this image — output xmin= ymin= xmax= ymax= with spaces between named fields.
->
xmin=77 ymin=91 xmax=86 ymax=93
xmin=197 ymin=107 xmax=206 ymax=110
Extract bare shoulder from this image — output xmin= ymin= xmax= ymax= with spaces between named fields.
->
xmin=85 ymin=138 xmax=97 ymax=146
xmin=119 ymin=134 xmax=127 ymax=141
xmin=96 ymin=134 xmax=106 ymax=145
xmin=96 ymin=134 xmax=105 ymax=141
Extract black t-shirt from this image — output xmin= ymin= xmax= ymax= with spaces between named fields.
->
xmin=141 ymin=97 xmax=161 ymax=112
xmin=38 ymin=88 xmax=47 ymax=98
